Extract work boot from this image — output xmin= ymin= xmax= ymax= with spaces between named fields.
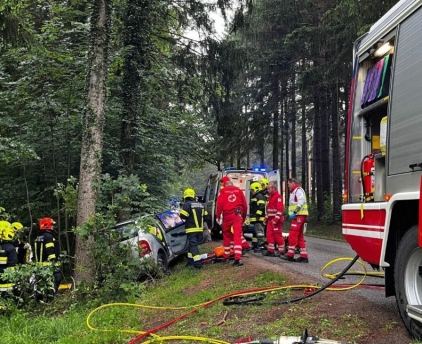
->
xmin=193 ymin=263 xmax=203 ymax=269
xmin=233 ymin=260 xmax=244 ymax=267
xmin=280 ymin=255 xmax=295 ymax=262
xmin=185 ymin=258 xmax=194 ymax=267
xmin=262 ymin=250 xmax=275 ymax=257
xmin=295 ymin=257 xmax=309 ymax=263
xmin=254 ymin=247 xmax=263 ymax=253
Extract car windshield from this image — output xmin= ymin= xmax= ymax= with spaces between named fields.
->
xmin=156 ymin=210 xmax=184 ymax=230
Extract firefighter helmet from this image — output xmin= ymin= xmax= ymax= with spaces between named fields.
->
xmin=261 ymin=178 xmax=269 ymax=188
xmin=39 ymin=217 xmax=55 ymax=230
xmin=0 ymin=221 xmax=15 ymax=241
xmin=183 ymin=188 xmax=195 ymax=199
xmin=11 ymin=222 xmax=24 ymax=231
xmin=250 ymin=182 xmax=262 ymax=193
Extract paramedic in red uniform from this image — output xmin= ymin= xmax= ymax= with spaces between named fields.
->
xmin=216 ymin=177 xmax=247 ymax=266
xmin=219 ymin=176 xmax=251 ymax=253
xmin=263 ymin=182 xmax=286 ymax=257
xmin=281 ymin=178 xmax=309 ymax=263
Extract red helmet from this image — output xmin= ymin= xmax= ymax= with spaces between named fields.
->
xmin=220 ymin=176 xmax=231 ymax=184
xmin=39 ymin=217 xmax=56 ymax=230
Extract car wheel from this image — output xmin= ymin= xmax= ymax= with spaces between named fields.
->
xmin=395 ymin=225 xmax=422 ymax=339
xmin=157 ymin=251 xmax=169 ymax=274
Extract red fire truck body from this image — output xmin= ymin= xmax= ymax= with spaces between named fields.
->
xmin=343 ymin=0 xmax=422 ymax=339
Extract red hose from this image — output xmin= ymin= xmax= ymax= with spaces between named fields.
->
xmin=127 ymin=285 xmax=280 ymax=344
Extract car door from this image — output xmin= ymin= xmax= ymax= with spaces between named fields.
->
xmin=203 ymin=172 xmax=221 ymax=231
xmin=156 ymin=210 xmax=189 ymax=256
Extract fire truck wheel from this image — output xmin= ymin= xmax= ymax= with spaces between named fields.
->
xmin=394 ymin=225 xmax=422 ymax=339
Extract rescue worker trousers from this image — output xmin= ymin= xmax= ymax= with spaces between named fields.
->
xmin=251 ymin=222 xmax=265 ymax=248
xmin=266 ymin=220 xmax=285 ymax=254
xmin=187 ymin=232 xmax=203 ymax=268
xmin=286 ymin=215 xmax=308 ymax=259
xmin=222 ymin=213 xmax=243 ymax=260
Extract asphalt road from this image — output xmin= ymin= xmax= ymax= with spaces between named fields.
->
xmin=249 ymin=236 xmax=399 ymax=313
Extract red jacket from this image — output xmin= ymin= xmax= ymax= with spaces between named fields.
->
xmin=266 ymin=190 xmax=284 ymax=224
xmin=216 ymin=185 xmax=247 ymax=220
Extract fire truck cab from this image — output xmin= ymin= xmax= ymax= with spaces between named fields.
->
xmin=343 ymin=0 xmax=422 ymax=338
xmin=203 ymin=167 xmax=280 ymax=238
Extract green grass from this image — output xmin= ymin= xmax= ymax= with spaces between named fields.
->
xmin=303 ymin=220 xmax=344 ymax=241
xmin=0 ymin=235 xmax=417 ymax=344
xmin=0 ymin=257 xmax=407 ymax=344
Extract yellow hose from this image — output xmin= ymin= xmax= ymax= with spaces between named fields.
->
xmin=86 ymin=256 xmax=384 ymax=342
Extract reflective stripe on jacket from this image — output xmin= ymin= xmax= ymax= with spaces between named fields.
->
xmin=266 ymin=190 xmax=284 ymax=224
xmin=34 ymin=231 xmax=60 ymax=263
xmin=288 ymin=186 xmax=309 ymax=216
xmin=180 ymin=200 xmax=207 ymax=233
xmin=249 ymin=192 xmax=266 ymax=222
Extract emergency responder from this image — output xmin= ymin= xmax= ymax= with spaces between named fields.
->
xmin=282 ymin=178 xmax=309 ymax=262
xmin=180 ymin=188 xmax=207 ymax=269
xmin=263 ymin=182 xmax=286 ymax=257
xmin=0 ymin=221 xmax=18 ymax=298
xmin=260 ymin=178 xmax=269 ymax=198
xmin=216 ymin=177 xmax=247 ymax=266
xmin=34 ymin=218 xmax=62 ymax=291
xmin=11 ymin=222 xmax=31 ymax=264
xmin=220 ymin=176 xmax=251 ymax=253
xmin=248 ymin=182 xmax=266 ymax=252
xmin=259 ymin=177 xmax=270 ymax=249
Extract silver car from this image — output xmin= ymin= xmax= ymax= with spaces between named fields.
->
xmin=116 ymin=210 xmax=208 ymax=272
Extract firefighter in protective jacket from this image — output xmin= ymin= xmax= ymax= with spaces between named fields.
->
xmin=0 ymin=221 xmax=18 ymax=298
xmin=180 ymin=188 xmax=207 ymax=269
xmin=263 ymin=182 xmax=286 ymax=257
xmin=249 ymin=182 xmax=266 ymax=252
xmin=34 ymin=218 xmax=62 ymax=291
xmin=216 ymin=177 xmax=247 ymax=266
xmin=11 ymin=222 xmax=31 ymax=264
xmin=260 ymin=178 xmax=269 ymax=199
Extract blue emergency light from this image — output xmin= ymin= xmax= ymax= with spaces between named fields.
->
xmin=252 ymin=165 xmax=268 ymax=172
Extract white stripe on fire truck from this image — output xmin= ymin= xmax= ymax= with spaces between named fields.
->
xmin=342 ymin=228 xmax=385 ymax=239
xmin=342 ymin=223 xmax=384 ymax=231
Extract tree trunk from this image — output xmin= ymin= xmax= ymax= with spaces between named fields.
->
xmin=321 ymin=87 xmax=331 ymax=199
xmin=314 ymin=96 xmax=324 ymax=221
xmin=75 ymin=0 xmax=111 ymax=284
xmin=120 ymin=0 xmax=153 ymax=175
xmin=301 ymin=91 xmax=307 ymax=193
xmin=290 ymin=76 xmax=297 ymax=178
xmin=331 ymin=84 xmax=342 ymax=222
xmin=272 ymin=73 xmax=279 ymax=170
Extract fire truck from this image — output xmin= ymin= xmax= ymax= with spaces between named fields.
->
xmin=342 ymin=0 xmax=422 ymax=339
xmin=203 ymin=167 xmax=280 ymax=238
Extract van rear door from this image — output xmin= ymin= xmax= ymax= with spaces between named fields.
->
xmin=266 ymin=169 xmax=281 ymax=194
xmin=203 ymin=172 xmax=221 ymax=233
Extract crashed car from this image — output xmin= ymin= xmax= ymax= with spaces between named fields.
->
xmin=115 ymin=210 xmax=209 ymax=272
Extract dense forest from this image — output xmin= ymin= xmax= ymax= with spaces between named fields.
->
xmin=0 ymin=0 xmax=399 ymax=280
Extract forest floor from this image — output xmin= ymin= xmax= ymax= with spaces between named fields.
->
xmin=165 ymin=241 xmax=415 ymax=344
